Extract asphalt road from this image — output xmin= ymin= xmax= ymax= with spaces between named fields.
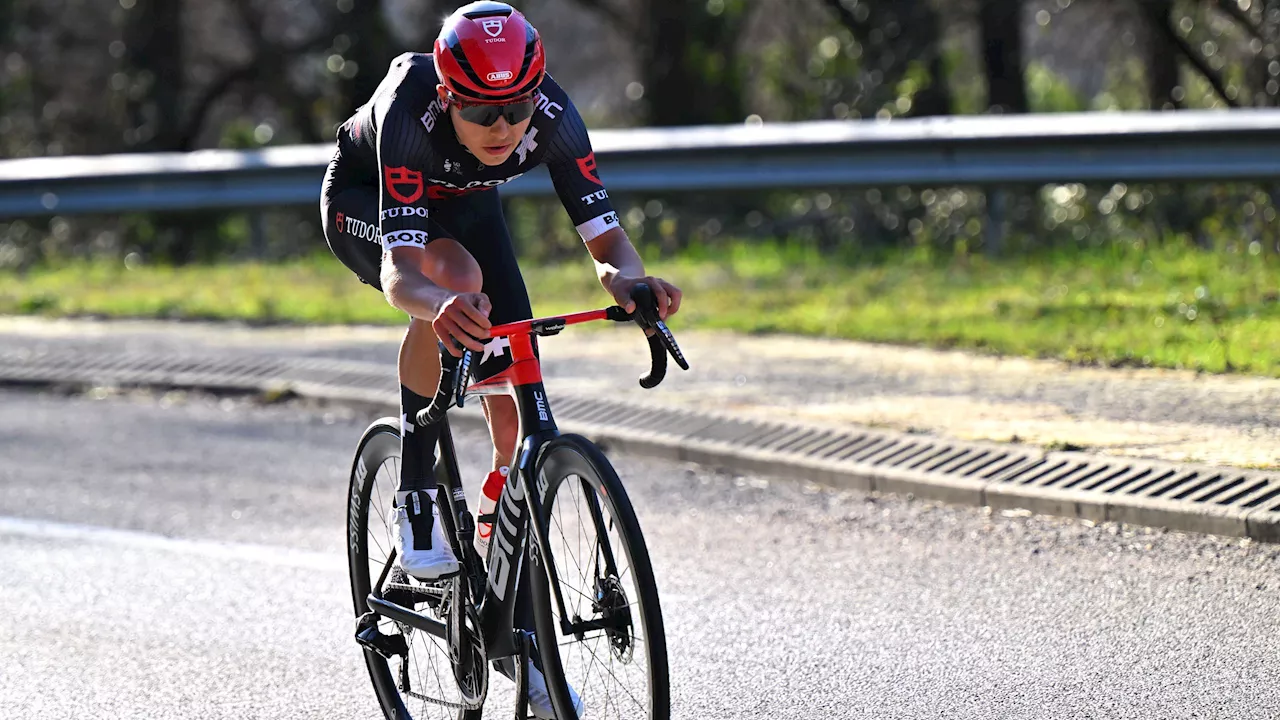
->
xmin=1 ymin=387 xmax=1278 ymax=719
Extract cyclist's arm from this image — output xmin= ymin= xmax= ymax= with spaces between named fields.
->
xmin=586 ymin=227 xmax=681 ymax=318
xmin=543 ymin=102 xmax=680 ymax=317
xmin=374 ymin=102 xmax=489 ymax=350
xmin=372 ymin=102 xmax=447 ymax=321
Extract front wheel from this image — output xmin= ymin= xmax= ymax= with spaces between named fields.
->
xmin=528 ymin=434 xmax=670 ymax=719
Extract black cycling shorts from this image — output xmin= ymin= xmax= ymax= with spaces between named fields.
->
xmin=321 ymin=157 xmax=536 ymax=379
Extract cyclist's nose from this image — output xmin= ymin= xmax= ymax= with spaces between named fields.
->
xmin=491 ymin=116 xmax=511 ymax=134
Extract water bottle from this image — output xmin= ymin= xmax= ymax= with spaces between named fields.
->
xmin=474 ymin=466 xmax=509 ymax=559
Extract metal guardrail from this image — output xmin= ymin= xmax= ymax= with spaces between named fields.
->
xmin=4 ymin=109 xmax=1280 ymax=218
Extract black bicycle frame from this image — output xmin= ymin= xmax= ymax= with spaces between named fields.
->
xmin=367 ymin=293 xmax=682 ymax=663
xmin=463 ymin=377 xmax=565 ymax=659
xmin=365 ymin=376 xmax=577 ymax=661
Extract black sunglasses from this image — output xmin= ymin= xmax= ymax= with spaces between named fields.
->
xmin=451 ymin=94 xmax=537 ymax=127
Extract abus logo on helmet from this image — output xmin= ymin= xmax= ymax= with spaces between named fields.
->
xmin=482 ymin=18 xmax=504 ymax=37
xmin=486 ymin=70 xmax=513 ymax=83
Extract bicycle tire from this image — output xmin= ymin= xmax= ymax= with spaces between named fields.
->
xmin=346 ymin=417 xmax=482 ymax=720
xmin=528 ymin=434 xmax=670 ymax=720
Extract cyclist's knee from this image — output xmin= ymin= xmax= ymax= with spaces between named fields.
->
xmin=423 ymin=239 xmax=483 ymax=294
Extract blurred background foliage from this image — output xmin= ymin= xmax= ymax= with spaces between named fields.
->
xmin=3 ymin=0 xmax=1280 ymax=269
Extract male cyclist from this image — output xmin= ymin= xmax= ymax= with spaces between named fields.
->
xmin=321 ymin=1 xmax=681 ymax=715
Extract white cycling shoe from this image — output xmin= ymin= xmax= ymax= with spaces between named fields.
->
xmin=497 ymin=652 xmax=585 ymax=719
xmin=391 ymin=490 xmax=459 ymax=580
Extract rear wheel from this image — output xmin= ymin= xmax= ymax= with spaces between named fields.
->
xmin=347 ymin=418 xmax=483 ymax=720
xmin=529 ymin=434 xmax=670 ymax=719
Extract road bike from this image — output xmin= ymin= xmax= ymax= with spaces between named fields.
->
xmin=346 ymin=285 xmax=687 ymax=719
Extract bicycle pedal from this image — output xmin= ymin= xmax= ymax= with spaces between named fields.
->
xmin=355 ymin=613 xmax=408 ymax=659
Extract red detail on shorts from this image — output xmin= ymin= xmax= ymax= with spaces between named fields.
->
xmin=576 ymin=153 xmax=603 ymax=186
xmin=335 ymin=212 xmax=345 ymax=233
xmin=384 ymin=166 xmax=424 ymax=204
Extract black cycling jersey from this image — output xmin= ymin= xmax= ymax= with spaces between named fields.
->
xmin=331 ymin=52 xmax=620 ymax=252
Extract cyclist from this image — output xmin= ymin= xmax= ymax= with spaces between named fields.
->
xmin=321 ymin=1 xmax=681 ymax=715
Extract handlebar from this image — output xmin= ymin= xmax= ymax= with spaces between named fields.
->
xmin=415 ymin=282 xmax=688 ymax=427
xmin=627 ymin=283 xmax=690 ymax=388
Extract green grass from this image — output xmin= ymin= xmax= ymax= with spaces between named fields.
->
xmin=3 ymin=241 xmax=1279 ymax=376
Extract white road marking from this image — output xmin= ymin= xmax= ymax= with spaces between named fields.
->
xmin=0 ymin=515 xmax=343 ymax=572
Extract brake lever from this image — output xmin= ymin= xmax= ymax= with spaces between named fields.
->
xmin=454 ymin=349 xmax=473 ymax=408
xmin=629 ymin=283 xmax=690 ymax=388
xmin=652 ymin=318 xmax=689 ymax=371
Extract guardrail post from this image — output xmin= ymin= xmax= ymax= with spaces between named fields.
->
xmin=985 ymin=186 xmax=1007 ymax=255
xmin=250 ymin=211 xmax=266 ymax=258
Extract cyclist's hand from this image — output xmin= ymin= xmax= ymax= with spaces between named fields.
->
xmin=610 ymin=276 xmax=682 ymax=320
xmin=433 ymin=292 xmax=491 ymax=356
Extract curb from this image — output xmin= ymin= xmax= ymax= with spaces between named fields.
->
xmin=1 ymin=348 xmax=1277 ymax=543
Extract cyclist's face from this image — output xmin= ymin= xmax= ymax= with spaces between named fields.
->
xmin=449 ymin=103 xmax=532 ymax=166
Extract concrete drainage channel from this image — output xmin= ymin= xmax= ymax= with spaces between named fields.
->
xmin=3 ymin=347 xmax=1278 ymax=542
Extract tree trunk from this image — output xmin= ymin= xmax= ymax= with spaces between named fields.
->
xmin=1138 ymin=0 xmax=1180 ymax=109
xmin=892 ymin=0 xmax=953 ymax=117
xmin=122 ymin=0 xmax=184 ymax=150
xmin=640 ymin=0 xmax=745 ymax=126
xmin=979 ymin=0 xmax=1028 ymax=113
xmin=342 ymin=0 xmax=398 ymax=119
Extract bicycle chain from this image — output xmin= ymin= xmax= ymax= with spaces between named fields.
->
xmin=394 ymin=622 xmax=486 ymax=711
xmin=387 ymin=580 xmax=487 ymax=712
xmin=385 ymin=581 xmax=446 ymax=599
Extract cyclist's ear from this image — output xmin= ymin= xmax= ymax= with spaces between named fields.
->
xmin=436 ymin=84 xmax=449 ymax=102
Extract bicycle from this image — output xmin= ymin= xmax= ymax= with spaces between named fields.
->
xmin=346 ymin=284 xmax=688 ymax=719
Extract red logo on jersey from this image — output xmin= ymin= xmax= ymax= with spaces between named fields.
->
xmin=576 ymin=153 xmax=603 ymax=186
xmin=335 ymin=212 xmax=345 ymax=233
xmin=428 ymin=185 xmax=471 ymax=201
xmin=384 ymin=166 xmax=424 ymax=204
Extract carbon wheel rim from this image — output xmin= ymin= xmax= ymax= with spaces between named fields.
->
xmin=541 ymin=465 xmax=657 ymax=718
xmin=359 ymin=446 xmax=472 ymax=718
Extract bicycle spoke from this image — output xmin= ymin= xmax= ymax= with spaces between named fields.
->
xmin=579 ymin=633 xmax=601 ymax=705
xmin=550 ymin=507 xmax=587 ymax=617
xmin=568 ymin=480 xmax=595 ymax=611
xmin=585 ymin=633 xmax=647 ymax=713
xmin=532 ymin=443 xmax=664 ymax=719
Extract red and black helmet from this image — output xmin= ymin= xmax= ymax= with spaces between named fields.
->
xmin=433 ymin=2 xmax=546 ymax=103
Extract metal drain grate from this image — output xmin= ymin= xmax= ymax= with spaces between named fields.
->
xmin=1 ymin=348 xmax=1277 ymax=542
